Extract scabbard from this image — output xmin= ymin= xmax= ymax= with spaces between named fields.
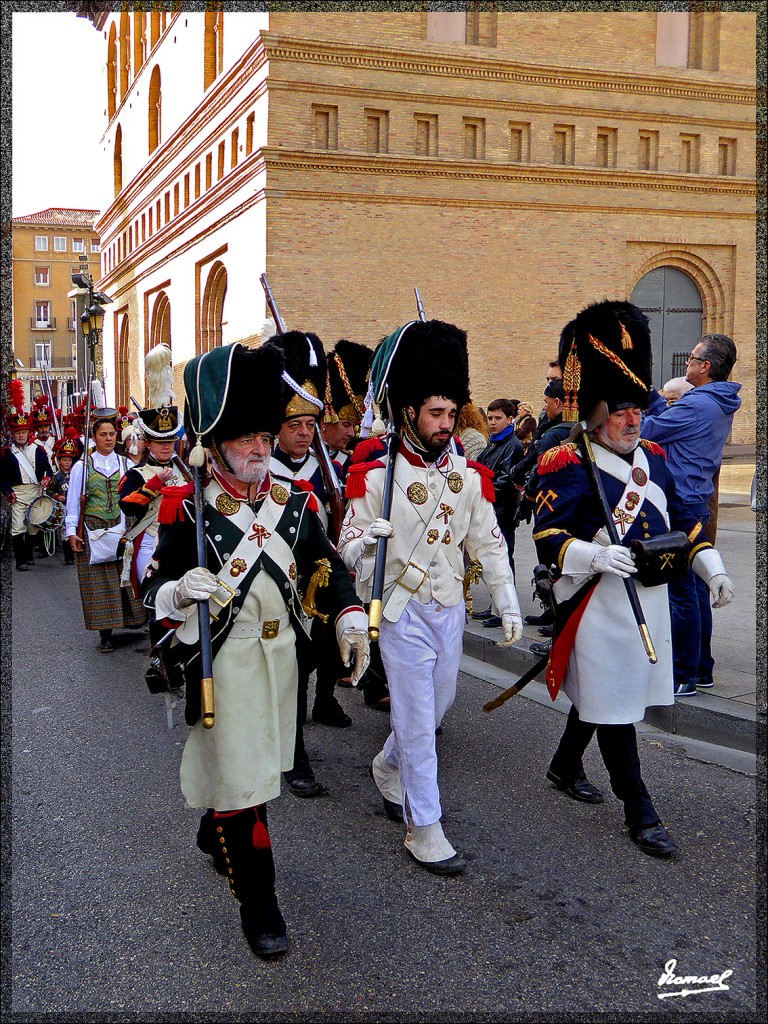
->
xmin=483 ymin=655 xmax=549 ymax=712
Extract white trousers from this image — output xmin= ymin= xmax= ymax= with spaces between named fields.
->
xmin=378 ymin=599 xmax=465 ymax=827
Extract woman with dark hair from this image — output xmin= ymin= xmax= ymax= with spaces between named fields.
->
xmin=65 ymin=414 xmax=146 ymax=652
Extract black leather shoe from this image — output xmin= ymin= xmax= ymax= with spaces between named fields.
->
xmin=312 ymin=700 xmax=352 ymax=728
xmin=482 ymin=615 xmax=503 ymax=628
xmin=628 ymin=822 xmax=677 ymax=858
xmin=405 ymin=849 xmax=467 ymax=876
xmin=524 ymin=610 xmax=553 ymax=626
xmin=529 ymin=640 xmax=552 ymax=657
xmin=546 ymin=769 xmax=604 ymax=804
xmin=245 ymin=931 xmax=289 ymax=960
xmin=471 ymin=608 xmax=493 ymax=620
xmin=283 ymin=769 xmax=323 ymax=798
xmin=368 ymin=765 xmax=404 ymax=822
xmin=240 ymin=908 xmax=289 ymax=960
xmin=537 ymin=624 xmax=554 ymax=637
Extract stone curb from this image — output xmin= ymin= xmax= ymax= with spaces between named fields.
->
xmin=463 ymin=624 xmax=758 ymax=755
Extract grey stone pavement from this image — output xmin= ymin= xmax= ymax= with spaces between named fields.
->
xmin=464 ymin=453 xmax=762 ymax=759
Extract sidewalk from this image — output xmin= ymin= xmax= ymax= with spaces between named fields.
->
xmin=463 ymin=454 xmax=760 ymax=755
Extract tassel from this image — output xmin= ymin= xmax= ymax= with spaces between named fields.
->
xmin=640 ymin=439 xmax=666 ymax=458
xmin=252 ymin=807 xmax=271 ymax=849
xmin=468 ymin=461 xmax=496 ymax=503
xmin=306 ymin=335 xmax=318 ymax=367
xmin=345 ymin=463 xmax=372 ymax=499
xmin=188 ymin=436 xmax=206 ymax=467
xmin=350 ymin=437 xmax=386 ymax=464
xmin=157 ymin=483 xmax=194 ymax=524
xmin=293 ymin=478 xmax=320 ymax=513
xmin=618 ymin=321 xmax=633 ymax=350
xmin=537 ymin=442 xmax=581 ymax=475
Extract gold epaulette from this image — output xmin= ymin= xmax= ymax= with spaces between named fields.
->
xmin=537 ymin=442 xmax=581 ymax=475
xmin=640 ymin=439 xmax=666 ymax=458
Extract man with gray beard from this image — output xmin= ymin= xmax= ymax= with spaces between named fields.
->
xmin=142 ymin=342 xmax=368 ymax=960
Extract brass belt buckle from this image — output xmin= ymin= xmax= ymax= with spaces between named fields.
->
xmin=394 ymin=561 xmax=429 ymax=594
xmin=262 ymin=619 xmax=280 ymax=640
xmin=209 ymin=578 xmax=237 ymax=620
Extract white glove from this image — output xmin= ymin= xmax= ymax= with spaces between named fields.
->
xmin=590 ymin=544 xmax=637 ymax=578
xmin=707 ymin=574 xmax=734 ymax=609
xmin=339 ymin=628 xmax=371 ymax=686
xmin=362 ymin=517 xmax=393 ymax=548
xmin=173 ymin=567 xmax=220 ymax=608
xmin=500 ymin=611 xmax=524 ymax=646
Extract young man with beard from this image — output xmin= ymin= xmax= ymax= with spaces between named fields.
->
xmin=339 ymin=319 xmax=523 ymax=875
xmin=142 ymin=342 xmax=368 ymax=959
xmin=533 ymin=301 xmax=734 ymax=858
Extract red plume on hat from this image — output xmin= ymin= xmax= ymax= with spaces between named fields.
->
xmin=8 ymin=379 xmax=26 ymax=414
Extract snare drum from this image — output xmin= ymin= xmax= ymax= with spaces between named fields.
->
xmin=25 ymin=495 xmax=66 ymax=533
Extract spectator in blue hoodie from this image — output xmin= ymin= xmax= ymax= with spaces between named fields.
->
xmin=641 ymin=334 xmax=741 ymax=698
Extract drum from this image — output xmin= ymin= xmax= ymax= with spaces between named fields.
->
xmin=25 ymin=495 xmax=66 ymax=533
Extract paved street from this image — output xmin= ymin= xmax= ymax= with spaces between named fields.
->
xmin=6 ymin=550 xmax=761 ymax=1019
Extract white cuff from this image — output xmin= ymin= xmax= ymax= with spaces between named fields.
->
xmin=153 ymin=579 xmax=189 ymax=622
xmin=489 ymin=581 xmax=521 ymax=619
xmin=561 ymin=539 xmax=602 ymax=577
xmin=335 ymin=608 xmax=368 ymax=645
xmin=692 ymin=546 xmax=726 ymax=583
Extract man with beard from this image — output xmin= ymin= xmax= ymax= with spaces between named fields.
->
xmin=142 ymin=342 xmax=368 ymax=959
xmin=339 ymin=319 xmax=523 ymax=875
xmin=532 ymin=301 xmax=734 ymax=858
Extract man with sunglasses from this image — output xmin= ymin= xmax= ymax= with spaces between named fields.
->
xmin=640 ymin=334 xmax=741 ymax=697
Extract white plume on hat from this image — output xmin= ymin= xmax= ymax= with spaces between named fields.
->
xmin=145 ymin=343 xmax=175 ymax=407
xmin=91 ymin=379 xmax=105 ymax=407
xmin=256 ymin=316 xmax=280 ymax=345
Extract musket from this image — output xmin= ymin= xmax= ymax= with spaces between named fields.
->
xmin=259 ymin=273 xmax=346 ymax=542
xmin=414 ymin=287 xmax=427 ymax=323
xmin=130 ymin=395 xmax=144 ymax=414
xmin=42 ymin=363 xmax=61 ymax=441
xmin=76 ymin=348 xmax=96 ymax=543
xmin=569 ymin=401 xmax=657 ymax=664
xmin=368 ymin=385 xmax=400 ymax=642
xmin=193 ymin=461 xmax=216 ymax=729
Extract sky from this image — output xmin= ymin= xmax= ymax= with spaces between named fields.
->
xmin=12 ymin=11 xmax=105 ymax=218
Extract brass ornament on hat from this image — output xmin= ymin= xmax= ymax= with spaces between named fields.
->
xmin=286 ymin=380 xmax=321 ymax=419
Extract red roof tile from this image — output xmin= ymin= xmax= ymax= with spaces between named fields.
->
xmin=12 ymin=208 xmax=100 ymax=228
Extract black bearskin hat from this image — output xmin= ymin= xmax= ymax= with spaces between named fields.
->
xmin=183 ymin=342 xmax=286 ymax=455
xmin=560 ymin=301 xmax=652 ymax=421
xmin=324 ymin=339 xmax=372 ymax=426
xmin=263 ymin=330 xmax=327 ymax=421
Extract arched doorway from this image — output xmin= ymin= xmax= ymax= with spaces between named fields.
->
xmin=630 ymin=267 xmax=703 ymax=389
xmin=116 ymin=315 xmax=130 ymax=409
xmin=200 ymin=262 xmax=227 ymax=353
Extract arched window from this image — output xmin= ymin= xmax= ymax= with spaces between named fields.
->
xmin=149 ymin=292 xmax=172 ymax=355
xmin=631 ymin=267 xmax=703 ymax=389
xmin=116 ymin=315 xmax=130 ymax=410
xmin=200 ymin=261 xmax=227 ymax=353
xmin=148 ymin=65 xmax=162 ymax=154
xmin=204 ymin=9 xmax=224 ymax=90
xmin=119 ymin=11 xmax=131 ymax=100
xmin=107 ymin=23 xmax=117 ymax=119
xmin=114 ymin=124 xmax=123 ymax=195
xmin=134 ymin=11 xmax=147 ymax=73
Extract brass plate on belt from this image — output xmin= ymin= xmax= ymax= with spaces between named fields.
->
xmin=448 ymin=471 xmax=463 ymax=493
xmin=216 ymin=492 xmax=240 ymax=516
xmin=407 ymin=482 xmax=428 ymax=505
xmin=262 ymin=619 xmax=280 ymax=639
xmin=270 ymin=483 xmax=290 ymax=505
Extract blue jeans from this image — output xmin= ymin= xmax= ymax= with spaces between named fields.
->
xmin=668 ymin=507 xmax=715 ymax=687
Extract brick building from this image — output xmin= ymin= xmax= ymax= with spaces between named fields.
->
xmin=11 ymin=208 xmax=101 ymax=413
xmin=81 ymin=7 xmax=756 ymax=444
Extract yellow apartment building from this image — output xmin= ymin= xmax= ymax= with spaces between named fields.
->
xmin=11 ymin=208 xmax=101 ymax=414
xmin=80 ymin=6 xmax=757 ymax=445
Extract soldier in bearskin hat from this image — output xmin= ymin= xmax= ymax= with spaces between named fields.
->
xmin=1 ymin=382 xmax=53 ymax=571
xmin=118 ymin=344 xmax=187 ymax=608
xmin=338 ymin=319 xmax=523 ymax=876
xmin=141 ymin=341 xmax=368 ymax=960
xmin=532 ymin=300 xmax=734 ymax=858
xmin=321 ymin=339 xmax=373 ymax=473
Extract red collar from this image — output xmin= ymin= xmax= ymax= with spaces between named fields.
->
xmin=212 ymin=468 xmax=271 ymax=500
xmin=399 ymin=436 xmax=451 ymax=471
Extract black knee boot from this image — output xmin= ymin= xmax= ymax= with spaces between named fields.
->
xmin=13 ymin=536 xmax=29 ymax=571
xmin=213 ymin=806 xmax=288 ymax=959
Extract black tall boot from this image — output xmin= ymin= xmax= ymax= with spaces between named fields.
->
xmin=213 ymin=806 xmax=288 ymax=959
xmin=24 ymin=533 xmax=36 ymax=566
xmin=13 ymin=536 xmax=29 ymax=572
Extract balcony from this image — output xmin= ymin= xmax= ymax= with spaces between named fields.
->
xmin=30 ymin=317 xmax=57 ymax=330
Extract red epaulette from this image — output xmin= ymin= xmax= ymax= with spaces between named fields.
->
xmin=351 ymin=436 xmax=387 ymax=464
xmin=292 ymin=478 xmax=319 ymax=513
xmin=345 ymin=460 xmax=385 ymax=499
xmin=467 ymin=460 xmax=496 ymax=503
xmin=640 ymin=439 xmax=666 ymax=458
xmin=537 ymin=443 xmax=581 ymax=475
xmin=157 ymin=482 xmax=194 ymax=524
